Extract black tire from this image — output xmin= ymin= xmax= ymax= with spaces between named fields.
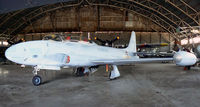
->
xmin=109 ymin=71 xmax=111 ymax=78
xmin=75 ymin=67 xmax=85 ymax=76
xmin=32 ymin=75 xmax=42 ymax=86
xmin=187 ymin=66 xmax=191 ymax=70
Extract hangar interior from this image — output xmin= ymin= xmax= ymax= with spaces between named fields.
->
xmin=0 ymin=0 xmax=200 ymax=106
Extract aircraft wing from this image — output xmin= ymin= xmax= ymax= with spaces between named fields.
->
xmin=92 ymin=58 xmax=173 ymax=65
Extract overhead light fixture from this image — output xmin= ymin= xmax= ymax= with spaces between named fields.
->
xmin=191 ymin=29 xmax=199 ymax=34
xmin=181 ymin=36 xmax=200 ymax=45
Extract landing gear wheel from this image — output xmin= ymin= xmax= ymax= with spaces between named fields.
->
xmin=32 ymin=75 xmax=42 ymax=86
xmin=187 ymin=66 xmax=191 ymax=70
xmin=109 ymin=72 xmax=118 ymax=80
xmin=109 ymin=65 xmax=120 ymax=80
xmin=109 ymin=71 xmax=111 ymax=78
xmin=184 ymin=66 xmax=191 ymax=70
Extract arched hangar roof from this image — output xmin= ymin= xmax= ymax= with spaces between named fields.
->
xmin=0 ymin=0 xmax=199 ymax=40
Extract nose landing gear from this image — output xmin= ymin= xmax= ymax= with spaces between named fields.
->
xmin=32 ymin=66 xmax=42 ymax=86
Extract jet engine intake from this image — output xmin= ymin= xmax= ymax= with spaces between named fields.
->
xmin=42 ymin=53 xmax=70 ymax=65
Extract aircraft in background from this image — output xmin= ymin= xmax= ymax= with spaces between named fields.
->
xmin=94 ymin=36 xmax=119 ymax=47
xmin=137 ymin=43 xmax=168 ymax=48
xmin=5 ymin=32 xmax=198 ymax=86
xmin=95 ymin=36 xmax=168 ymax=49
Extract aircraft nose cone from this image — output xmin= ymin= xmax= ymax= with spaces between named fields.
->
xmin=5 ymin=43 xmax=29 ymax=64
xmin=5 ymin=46 xmax=16 ymax=61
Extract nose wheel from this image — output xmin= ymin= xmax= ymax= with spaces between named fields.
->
xmin=32 ymin=75 xmax=42 ymax=86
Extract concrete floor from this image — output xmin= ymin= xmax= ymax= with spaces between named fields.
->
xmin=0 ymin=63 xmax=200 ymax=107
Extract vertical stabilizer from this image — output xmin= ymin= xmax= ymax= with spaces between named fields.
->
xmin=126 ymin=31 xmax=137 ymax=53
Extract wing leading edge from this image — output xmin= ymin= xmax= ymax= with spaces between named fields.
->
xmin=92 ymin=58 xmax=173 ymax=65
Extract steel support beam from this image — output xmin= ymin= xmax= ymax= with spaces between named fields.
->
xmin=97 ymin=5 xmax=100 ymax=31
xmin=6 ymin=1 xmax=83 ymax=35
xmin=166 ymin=0 xmax=199 ymax=26
xmin=0 ymin=10 xmax=25 ymax=28
xmin=134 ymin=0 xmax=191 ymax=27
xmin=87 ymin=0 xmax=179 ymax=39
xmin=1 ymin=0 xmax=182 ymax=39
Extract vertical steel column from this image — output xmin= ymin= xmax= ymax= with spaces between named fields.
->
xmin=97 ymin=5 xmax=100 ymax=31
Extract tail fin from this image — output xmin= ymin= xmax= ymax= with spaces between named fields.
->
xmin=126 ymin=31 xmax=137 ymax=53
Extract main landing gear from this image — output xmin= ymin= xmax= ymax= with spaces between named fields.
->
xmin=74 ymin=67 xmax=85 ymax=76
xmin=73 ymin=65 xmax=120 ymax=80
xmin=109 ymin=65 xmax=120 ymax=80
xmin=32 ymin=66 xmax=42 ymax=86
xmin=184 ymin=66 xmax=191 ymax=70
xmin=73 ymin=67 xmax=98 ymax=77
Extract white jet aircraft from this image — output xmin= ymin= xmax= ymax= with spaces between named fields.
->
xmin=5 ymin=32 xmax=198 ymax=86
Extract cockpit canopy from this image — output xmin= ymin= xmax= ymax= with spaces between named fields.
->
xmin=42 ymin=34 xmax=96 ymax=44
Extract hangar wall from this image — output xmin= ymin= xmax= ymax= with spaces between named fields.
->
xmin=17 ymin=6 xmax=174 ymax=52
xmin=20 ymin=6 xmax=163 ymax=33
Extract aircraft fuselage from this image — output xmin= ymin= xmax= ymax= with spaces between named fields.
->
xmin=5 ymin=40 xmax=130 ymax=67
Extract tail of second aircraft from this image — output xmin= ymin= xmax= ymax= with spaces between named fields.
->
xmin=125 ymin=31 xmax=137 ymax=53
